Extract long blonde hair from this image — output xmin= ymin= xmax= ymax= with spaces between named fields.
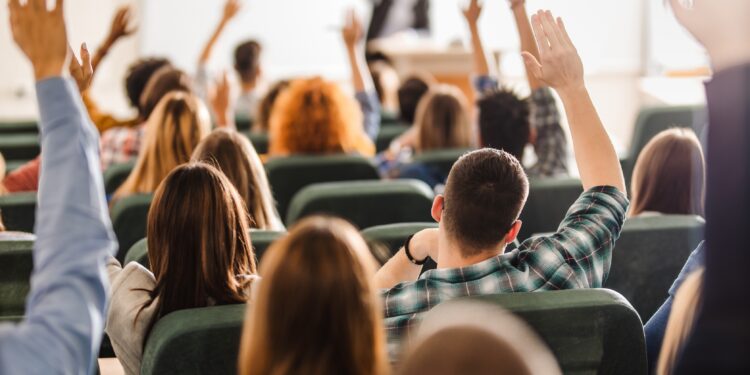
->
xmin=656 ymin=269 xmax=704 ymax=375
xmin=414 ymin=84 xmax=475 ymax=153
xmin=239 ymin=216 xmax=389 ymax=375
xmin=191 ymin=129 xmax=284 ymax=231
xmin=114 ymin=92 xmax=211 ymax=200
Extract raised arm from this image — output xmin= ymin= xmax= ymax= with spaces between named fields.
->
xmin=343 ymin=10 xmax=381 ymax=140
xmin=462 ymin=0 xmax=491 ymax=77
xmin=510 ymin=0 xmax=542 ymax=90
xmin=198 ymin=0 xmax=241 ymax=66
xmin=0 ymin=1 xmax=117 ymax=374
xmin=91 ymin=6 xmax=137 ymax=72
xmin=522 ymin=11 xmax=625 ymax=192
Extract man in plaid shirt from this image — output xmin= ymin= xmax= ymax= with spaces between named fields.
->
xmin=374 ymin=7 xmax=629 ymax=358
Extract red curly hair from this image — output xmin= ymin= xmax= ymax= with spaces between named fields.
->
xmin=269 ymin=77 xmax=374 ymax=156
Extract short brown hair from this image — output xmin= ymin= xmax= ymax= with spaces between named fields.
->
xmin=234 ymin=40 xmax=262 ymax=84
xmin=442 ymin=149 xmax=529 ymax=254
xmin=139 ymin=67 xmax=195 ymax=121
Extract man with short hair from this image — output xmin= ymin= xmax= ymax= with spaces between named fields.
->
xmin=375 ymin=10 xmax=628 ymax=355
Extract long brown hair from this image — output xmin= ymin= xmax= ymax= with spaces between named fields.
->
xmin=114 ymin=92 xmax=211 ymax=201
xmin=254 ymin=80 xmax=290 ymax=133
xmin=657 ymin=269 xmax=704 ymax=375
xmin=414 ymin=84 xmax=475 ymax=153
xmin=630 ymin=128 xmax=705 ymax=217
xmin=239 ymin=216 xmax=389 ymax=375
xmin=143 ymin=162 xmax=257 ymax=335
xmin=191 ymin=129 xmax=284 ymax=231
xmin=269 ymin=77 xmax=374 ymax=156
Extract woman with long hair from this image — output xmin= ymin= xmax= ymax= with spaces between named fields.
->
xmin=192 ymin=128 xmax=284 ymax=230
xmin=107 ymin=163 xmax=258 ymax=375
xmin=630 ymin=128 xmax=705 ymax=217
xmin=112 ymin=91 xmax=211 ymax=202
xmin=238 ymin=216 xmax=388 ymax=375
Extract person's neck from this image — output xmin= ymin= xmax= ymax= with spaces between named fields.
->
xmin=436 ymin=232 xmax=506 ymax=269
xmin=241 ymin=80 xmax=258 ymax=93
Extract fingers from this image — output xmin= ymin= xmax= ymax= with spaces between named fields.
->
xmin=80 ymin=42 xmax=93 ymax=78
xmin=556 ymin=17 xmax=573 ymax=48
xmin=521 ymin=51 xmax=543 ymax=80
xmin=54 ymin=0 xmax=64 ymax=13
xmin=538 ymin=10 xmax=562 ymax=48
xmin=30 ymin=0 xmax=44 ymax=11
xmin=530 ymin=13 xmax=550 ymax=52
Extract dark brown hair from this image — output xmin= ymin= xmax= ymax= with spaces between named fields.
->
xmin=398 ymin=75 xmax=433 ymax=124
xmin=254 ymin=80 xmax=290 ymax=133
xmin=139 ymin=67 xmax=195 ymax=120
xmin=125 ymin=58 xmax=172 ymax=119
xmin=477 ymin=87 xmax=530 ymax=160
xmin=414 ymin=85 xmax=475 ymax=153
xmin=234 ymin=40 xmax=262 ymax=84
xmin=143 ymin=163 xmax=257 ymax=337
xmin=442 ymin=149 xmax=529 ymax=254
xmin=239 ymin=216 xmax=388 ymax=375
xmin=630 ymin=128 xmax=705 ymax=217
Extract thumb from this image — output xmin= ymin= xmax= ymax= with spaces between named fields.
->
xmin=80 ymin=42 xmax=93 ymax=78
xmin=521 ymin=51 xmax=543 ymax=80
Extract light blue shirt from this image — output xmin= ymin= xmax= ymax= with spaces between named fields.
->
xmin=0 ymin=78 xmax=118 ymax=374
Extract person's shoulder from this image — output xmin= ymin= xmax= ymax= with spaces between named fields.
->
xmin=111 ymin=262 xmax=156 ymax=295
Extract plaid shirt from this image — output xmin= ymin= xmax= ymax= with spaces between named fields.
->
xmin=382 ymin=185 xmax=629 ymax=357
xmin=99 ymin=124 xmax=146 ymax=170
xmin=474 ymin=76 xmax=570 ymax=178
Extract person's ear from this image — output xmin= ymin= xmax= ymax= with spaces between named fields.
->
xmin=431 ymin=195 xmax=444 ymax=222
xmin=503 ymin=220 xmax=522 ymax=244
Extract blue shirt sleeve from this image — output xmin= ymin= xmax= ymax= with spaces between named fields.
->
xmin=356 ymin=90 xmax=381 ymax=141
xmin=0 ymin=78 xmax=118 ymax=375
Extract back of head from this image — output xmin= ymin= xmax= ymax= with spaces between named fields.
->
xmin=269 ymin=77 xmax=363 ymax=155
xmin=630 ymin=128 xmax=705 ymax=217
xmin=147 ymin=163 xmax=256 ymax=323
xmin=414 ymin=84 xmax=474 ymax=152
xmin=114 ymin=92 xmax=211 ymax=199
xmin=192 ymin=129 xmax=282 ymax=230
xmin=239 ymin=216 xmax=387 ymax=375
xmin=399 ymin=301 xmax=561 ymax=375
xmin=255 ymin=80 xmax=291 ymax=133
xmin=125 ymin=58 xmax=172 ymax=119
xmin=139 ymin=67 xmax=196 ymax=121
xmin=234 ymin=40 xmax=262 ymax=85
xmin=477 ymin=87 xmax=531 ymax=160
xmin=398 ymin=75 xmax=433 ymax=124
xmin=443 ymin=149 xmax=529 ymax=255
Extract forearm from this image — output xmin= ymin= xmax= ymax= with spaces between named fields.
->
xmin=199 ymin=20 xmax=228 ymax=64
xmin=347 ymin=45 xmax=371 ymax=93
xmin=558 ymin=85 xmax=625 ymax=192
xmin=373 ymin=248 xmax=422 ymax=289
xmin=469 ymin=23 xmax=490 ymax=76
xmin=512 ymin=3 xmax=542 ymax=90
xmin=91 ymin=36 xmax=115 ymax=71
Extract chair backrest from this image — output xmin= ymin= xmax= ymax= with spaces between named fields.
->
xmin=0 ymin=192 xmax=37 ymax=233
xmin=0 ymin=239 xmax=33 ymax=317
xmin=286 ymin=180 xmax=434 ymax=229
xmin=235 ymin=118 xmax=253 ymax=133
xmin=141 ymin=304 xmax=246 ymax=375
xmin=411 ymin=148 xmax=471 ymax=178
xmin=469 ymin=289 xmax=646 ymax=375
xmin=605 ymin=215 xmax=705 ymax=321
xmin=111 ymin=194 xmax=153 ymax=262
xmin=245 ymin=132 xmax=269 ymax=155
xmin=518 ymin=178 xmax=583 ymax=240
xmin=124 ymin=230 xmax=286 ymax=270
xmin=361 ymin=222 xmax=438 ymax=264
xmin=265 ymin=155 xmax=380 ymax=220
xmin=0 ymin=133 xmax=40 ymax=160
xmin=0 ymin=121 xmax=38 ymax=135
xmin=375 ymin=124 xmax=409 ymax=152
xmin=103 ymin=161 xmax=136 ymax=195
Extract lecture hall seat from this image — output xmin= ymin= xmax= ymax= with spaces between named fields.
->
xmin=110 ymin=193 xmax=153 ymax=262
xmin=0 ymin=192 xmax=37 ymax=233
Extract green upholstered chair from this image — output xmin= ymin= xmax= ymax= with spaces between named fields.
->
xmin=361 ymin=222 xmax=438 ymax=264
xmin=605 ymin=215 xmax=705 ymax=321
xmin=245 ymin=132 xmax=269 ymax=155
xmin=0 ymin=192 xmax=37 ymax=233
xmin=380 ymin=111 xmax=403 ymax=126
xmin=103 ymin=161 xmax=136 ymax=196
xmin=0 ymin=133 xmax=40 ymax=160
xmin=111 ymin=194 xmax=153 ymax=262
xmin=375 ymin=124 xmax=410 ymax=152
xmin=0 ymin=121 xmax=38 ymax=134
xmin=4 ymin=160 xmax=27 ymax=173
xmin=235 ymin=117 xmax=253 ymax=133
xmin=286 ymin=180 xmax=434 ymax=229
xmin=141 ymin=304 xmax=246 ymax=375
xmin=468 ymin=289 xmax=646 ymax=375
xmin=518 ymin=178 xmax=584 ymax=241
xmin=124 ymin=238 xmax=149 ymax=268
xmin=0 ymin=239 xmax=34 ymax=317
xmin=265 ymin=155 xmax=380 ymax=221
xmin=411 ymin=148 xmax=471 ymax=178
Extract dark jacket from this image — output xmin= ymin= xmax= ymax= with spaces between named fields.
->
xmin=366 ymin=0 xmax=430 ymax=41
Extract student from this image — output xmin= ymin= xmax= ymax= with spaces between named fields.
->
xmin=374 ymin=11 xmax=628 ymax=356
xmin=107 ymin=163 xmax=258 ymax=375
xmin=397 ymin=75 xmax=433 ymax=125
xmin=112 ymin=92 xmax=211 ymax=202
xmin=629 ymin=128 xmax=705 ymax=217
xmin=466 ymin=0 xmax=569 ymax=177
xmin=0 ymin=1 xmax=117 ymax=373
xmin=192 ymin=128 xmax=285 ymax=230
xmin=253 ymin=80 xmax=290 ymax=134
xmin=239 ymin=216 xmax=388 ymax=375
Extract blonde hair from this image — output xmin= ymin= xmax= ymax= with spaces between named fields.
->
xmin=239 ymin=216 xmax=389 ymax=375
xmin=192 ymin=129 xmax=284 ymax=231
xmin=630 ymin=128 xmax=705 ymax=217
xmin=269 ymin=77 xmax=374 ymax=156
xmin=414 ymin=84 xmax=475 ymax=153
xmin=657 ymin=269 xmax=704 ymax=375
xmin=114 ymin=92 xmax=211 ymax=200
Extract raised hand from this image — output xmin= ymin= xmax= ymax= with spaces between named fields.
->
xmin=462 ymin=0 xmax=483 ymax=27
xmin=342 ymin=9 xmax=364 ymax=49
xmin=210 ymin=71 xmax=234 ymax=128
xmin=521 ymin=11 xmax=584 ymax=94
xmin=221 ymin=0 xmax=242 ymax=23
xmin=69 ymin=43 xmax=94 ymax=92
xmin=9 ymin=0 xmax=69 ymax=80
xmin=106 ymin=6 xmax=137 ymax=43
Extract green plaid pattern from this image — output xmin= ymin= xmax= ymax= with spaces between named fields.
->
xmin=382 ymin=185 xmax=629 ymax=356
